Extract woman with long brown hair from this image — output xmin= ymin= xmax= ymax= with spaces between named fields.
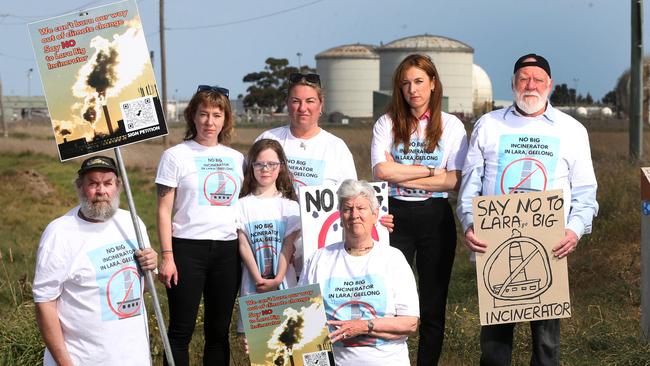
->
xmin=371 ymin=54 xmax=468 ymax=365
xmin=156 ymin=85 xmax=244 ymax=366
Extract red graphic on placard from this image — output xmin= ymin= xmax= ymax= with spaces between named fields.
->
xmin=317 ymin=212 xmax=380 ymax=249
xmin=318 ymin=211 xmax=340 ymax=249
xmin=204 ymin=171 xmax=237 ymax=206
xmin=500 ymin=157 xmax=548 ymax=194
xmin=106 ymin=266 xmax=141 ymax=319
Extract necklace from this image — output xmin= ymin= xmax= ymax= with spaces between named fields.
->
xmin=344 ymin=243 xmax=374 ymax=256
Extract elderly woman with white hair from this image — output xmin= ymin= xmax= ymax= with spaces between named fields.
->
xmin=299 ymin=179 xmax=419 ymax=366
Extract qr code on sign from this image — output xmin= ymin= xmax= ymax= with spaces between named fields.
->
xmin=302 ymin=350 xmax=331 ymax=366
xmin=120 ymin=96 xmax=158 ymax=132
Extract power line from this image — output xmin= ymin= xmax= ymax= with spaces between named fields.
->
xmin=167 ymin=0 xmax=324 ymax=30
xmin=2 ymin=0 xmax=106 ymax=20
xmin=0 ymin=0 xmax=131 ymax=26
xmin=0 ymin=51 xmax=34 ymax=62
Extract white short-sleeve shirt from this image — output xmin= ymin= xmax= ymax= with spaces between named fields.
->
xmin=236 ymin=194 xmax=301 ymax=297
xmin=155 ymin=140 xmax=244 ymax=240
xmin=299 ymin=242 xmax=419 ymax=366
xmin=257 ymin=125 xmax=357 ymax=189
xmin=33 ymin=207 xmax=152 ymax=366
xmin=371 ymin=112 xmax=468 ymax=201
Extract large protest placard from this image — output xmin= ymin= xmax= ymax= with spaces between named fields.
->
xmin=28 ymin=0 xmax=167 ymax=161
xmin=472 ymin=190 xmax=571 ymax=326
xmin=299 ymin=182 xmax=389 ymax=268
xmin=239 ymin=284 xmax=334 ymax=366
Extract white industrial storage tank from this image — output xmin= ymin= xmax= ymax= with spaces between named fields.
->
xmin=472 ymin=64 xmax=493 ymax=116
xmin=316 ymin=44 xmax=379 ymax=118
xmin=376 ymin=34 xmax=474 ymax=114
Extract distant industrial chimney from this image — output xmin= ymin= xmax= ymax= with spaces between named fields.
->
xmin=102 ymin=105 xmax=114 ymax=134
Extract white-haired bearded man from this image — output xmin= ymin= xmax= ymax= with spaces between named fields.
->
xmin=457 ymin=54 xmax=598 ymax=365
xmin=33 ymin=156 xmax=157 ymax=366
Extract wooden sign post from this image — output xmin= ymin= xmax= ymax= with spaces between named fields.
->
xmin=641 ymin=167 xmax=650 ymax=341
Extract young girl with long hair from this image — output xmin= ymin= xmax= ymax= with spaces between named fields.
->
xmin=236 ymin=138 xmax=300 ymax=298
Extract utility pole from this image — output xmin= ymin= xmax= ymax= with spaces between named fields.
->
xmin=630 ymin=0 xmax=643 ymax=160
xmin=0 ymin=74 xmax=7 ymax=137
xmin=636 ymin=0 xmax=650 ymax=345
xmin=159 ymin=0 xmax=168 ymax=147
xmin=27 ymin=68 xmax=33 ymax=120
xmin=297 ymin=52 xmax=302 ymax=72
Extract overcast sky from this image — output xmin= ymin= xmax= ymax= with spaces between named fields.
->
xmin=1 ymin=0 xmax=646 ymax=101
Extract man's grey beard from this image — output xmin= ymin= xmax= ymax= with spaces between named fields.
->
xmin=78 ymin=190 xmax=120 ymax=221
xmin=514 ymin=89 xmax=549 ymax=115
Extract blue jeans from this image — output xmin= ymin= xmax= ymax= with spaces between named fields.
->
xmin=480 ymin=319 xmax=560 ymax=366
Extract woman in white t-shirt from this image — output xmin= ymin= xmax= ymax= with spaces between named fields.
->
xmin=256 ymin=72 xmax=357 ymax=188
xmin=370 ymin=54 xmax=468 ymax=365
xmin=299 ymin=179 xmax=419 ymax=366
xmin=156 ymin=85 xmax=244 ymax=366
xmin=257 ymin=73 xmax=393 ymax=270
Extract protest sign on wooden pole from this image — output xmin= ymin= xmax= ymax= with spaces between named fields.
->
xmin=28 ymin=1 xmax=173 ymax=362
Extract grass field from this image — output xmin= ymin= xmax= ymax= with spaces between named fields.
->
xmin=1 ymin=119 xmax=649 ymax=365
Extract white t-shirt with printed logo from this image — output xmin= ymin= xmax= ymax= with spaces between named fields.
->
xmin=298 ymin=242 xmax=419 ymax=366
xmin=235 ymin=194 xmax=301 ymax=332
xmin=155 ymin=140 xmax=244 ymax=240
xmin=33 ymin=207 xmax=152 ymax=366
xmin=256 ymin=125 xmax=357 ymax=189
xmin=236 ymin=194 xmax=301 ymax=297
xmin=371 ymin=112 xmax=468 ymax=201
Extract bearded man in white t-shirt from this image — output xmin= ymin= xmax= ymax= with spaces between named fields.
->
xmin=458 ymin=54 xmax=598 ymax=365
xmin=33 ymin=156 xmax=158 ymax=366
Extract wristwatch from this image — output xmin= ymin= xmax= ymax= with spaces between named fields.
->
xmin=367 ymin=318 xmax=375 ymax=334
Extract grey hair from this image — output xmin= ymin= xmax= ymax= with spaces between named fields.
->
xmin=336 ymin=179 xmax=379 ymax=212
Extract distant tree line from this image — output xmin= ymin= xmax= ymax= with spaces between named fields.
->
xmin=242 ymin=57 xmax=315 ymax=113
xmin=242 ymin=64 xmax=621 ymax=111
xmin=550 ymin=83 xmax=617 ymax=107
xmin=549 ymin=83 xmax=592 ymax=105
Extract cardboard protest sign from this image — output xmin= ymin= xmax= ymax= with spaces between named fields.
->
xmin=28 ymin=0 xmax=167 ymax=161
xmin=472 ymin=190 xmax=570 ymax=326
xmin=239 ymin=284 xmax=334 ymax=366
xmin=299 ymin=182 xmax=389 ymax=268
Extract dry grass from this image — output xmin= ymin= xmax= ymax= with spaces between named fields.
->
xmin=1 ymin=117 xmax=649 ymax=365
xmin=0 ymin=121 xmax=375 ymax=179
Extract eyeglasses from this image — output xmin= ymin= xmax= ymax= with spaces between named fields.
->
xmin=288 ymin=73 xmax=321 ymax=86
xmin=197 ymin=85 xmax=230 ymax=97
xmin=252 ymin=161 xmax=282 ymax=171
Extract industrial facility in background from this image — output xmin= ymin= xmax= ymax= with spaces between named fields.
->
xmin=315 ymin=34 xmax=493 ymax=121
